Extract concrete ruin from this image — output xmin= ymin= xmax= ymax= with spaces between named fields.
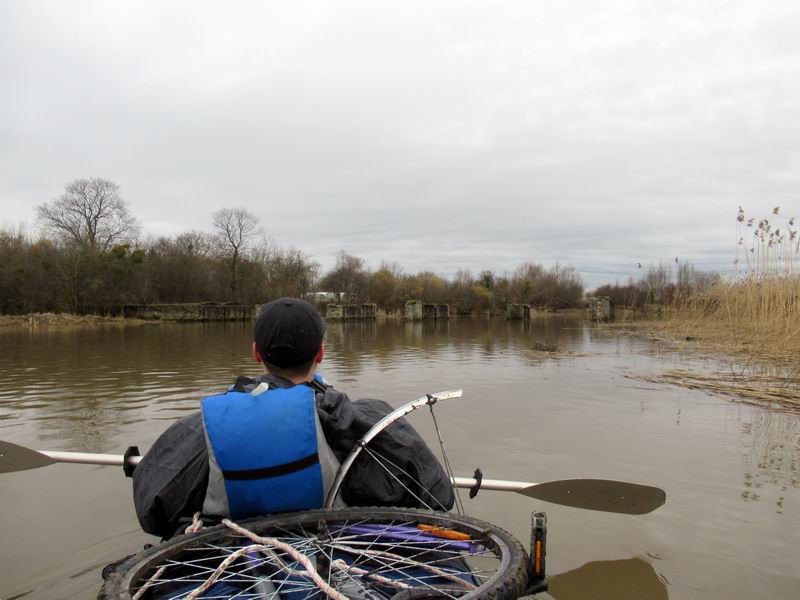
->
xmin=122 ymin=303 xmax=251 ymax=321
xmin=325 ymin=303 xmax=377 ymax=320
xmin=507 ymin=303 xmax=532 ymax=320
xmin=588 ymin=296 xmax=615 ymax=321
xmin=404 ymin=300 xmax=449 ymax=320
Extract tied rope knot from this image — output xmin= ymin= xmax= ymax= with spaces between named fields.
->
xmin=184 ymin=511 xmax=204 ymax=534
xmin=154 ymin=517 xmax=347 ymax=600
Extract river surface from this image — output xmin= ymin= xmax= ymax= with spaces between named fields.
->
xmin=0 ymin=318 xmax=798 ymax=599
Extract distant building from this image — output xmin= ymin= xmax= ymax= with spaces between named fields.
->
xmin=404 ymin=300 xmax=449 ymax=320
xmin=326 ymin=303 xmax=377 ymax=320
xmin=305 ymin=291 xmax=337 ymax=303
xmin=123 ymin=302 xmax=251 ymax=321
xmin=588 ymin=296 xmax=615 ymax=321
xmin=507 ymin=303 xmax=531 ymax=320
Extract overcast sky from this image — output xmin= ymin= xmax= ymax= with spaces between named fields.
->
xmin=1 ymin=1 xmax=798 ymax=288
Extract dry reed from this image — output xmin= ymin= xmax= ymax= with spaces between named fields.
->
xmin=618 ymin=209 xmax=800 ymax=410
xmin=629 ymin=370 xmax=800 ymax=414
xmin=646 ymin=207 xmax=800 ymax=365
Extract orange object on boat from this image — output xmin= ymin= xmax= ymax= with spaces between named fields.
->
xmin=417 ymin=523 xmax=473 ymax=541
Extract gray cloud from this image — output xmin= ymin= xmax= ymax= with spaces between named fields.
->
xmin=1 ymin=1 xmax=798 ymax=288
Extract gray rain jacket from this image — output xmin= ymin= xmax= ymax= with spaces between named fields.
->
xmin=132 ymin=375 xmax=455 ymax=538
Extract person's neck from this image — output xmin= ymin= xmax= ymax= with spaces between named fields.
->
xmin=263 ymin=366 xmax=315 ymax=386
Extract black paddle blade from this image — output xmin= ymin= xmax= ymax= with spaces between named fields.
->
xmin=519 ymin=478 xmax=666 ymax=515
xmin=0 ymin=440 xmax=55 ymax=473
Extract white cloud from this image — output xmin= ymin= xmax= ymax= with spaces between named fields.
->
xmin=1 ymin=0 xmax=798 ymax=288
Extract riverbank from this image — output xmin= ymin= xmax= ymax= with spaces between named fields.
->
xmin=0 ymin=309 xmax=588 ymax=328
xmin=617 ymin=315 xmax=799 ymax=365
xmin=0 ymin=313 xmax=149 ymax=328
xmin=602 ymin=276 xmax=800 ymax=413
xmin=374 ymin=307 xmax=588 ymax=320
xmin=610 ymin=279 xmax=800 ymax=367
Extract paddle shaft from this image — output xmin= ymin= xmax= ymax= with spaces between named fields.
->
xmin=42 ymin=450 xmax=141 ymax=468
xmin=452 ymin=476 xmax=532 ymax=492
xmin=4 ymin=442 xmax=663 ymax=513
xmin=40 ymin=450 xmax=533 ymax=491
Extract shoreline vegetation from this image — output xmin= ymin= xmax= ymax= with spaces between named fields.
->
xmin=2 ymin=178 xmax=584 ymax=318
xmin=0 ymin=307 xmax=587 ymax=328
xmin=629 ymin=370 xmax=800 ymax=415
xmin=2 ymin=181 xmax=797 ymax=409
xmin=611 ymin=207 xmax=799 ymax=413
xmin=616 ymin=207 xmax=799 ymax=366
xmin=0 ymin=312 xmax=150 ymax=328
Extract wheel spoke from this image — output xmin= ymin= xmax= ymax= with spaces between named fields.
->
xmin=114 ymin=508 xmax=526 ymax=600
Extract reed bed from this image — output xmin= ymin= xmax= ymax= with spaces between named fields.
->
xmin=643 ymin=282 xmax=800 ymax=364
xmin=617 ymin=209 xmax=800 ymax=410
xmin=630 ymin=369 xmax=800 ymax=415
xmin=644 ymin=208 xmax=800 ymax=364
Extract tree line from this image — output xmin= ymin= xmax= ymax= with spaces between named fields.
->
xmin=1 ymin=177 xmax=586 ymax=315
xmin=590 ymin=261 xmax=720 ymax=310
xmin=321 ymin=255 xmax=585 ymax=315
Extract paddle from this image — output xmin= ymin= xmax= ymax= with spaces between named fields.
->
xmin=0 ymin=439 xmax=666 ymax=515
xmin=0 ymin=440 xmax=142 ymax=472
xmin=452 ymin=475 xmax=665 ymax=515
xmin=0 ymin=439 xmax=56 ymax=472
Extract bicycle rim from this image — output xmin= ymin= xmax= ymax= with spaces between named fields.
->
xmin=100 ymin=508 xmax=529 ymax=600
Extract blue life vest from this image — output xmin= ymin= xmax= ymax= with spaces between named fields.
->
xmin=201 ymin=382 xmax=330 ymax=519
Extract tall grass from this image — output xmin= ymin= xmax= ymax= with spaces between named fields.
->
xmin=668 ymin=207 xmax=800 ymax=364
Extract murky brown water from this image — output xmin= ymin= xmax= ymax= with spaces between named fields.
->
xmin=1 ymin=318 xmax=798 ymax=599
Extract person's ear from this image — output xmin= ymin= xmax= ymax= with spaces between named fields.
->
xmin=315 ymin=343 xmax=325 ymax=365
xmin=252 ymin=342 xmax=263 ymax=364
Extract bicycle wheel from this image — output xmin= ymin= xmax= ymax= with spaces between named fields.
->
xmin=100 ymin=507 xmax=529 ymax=600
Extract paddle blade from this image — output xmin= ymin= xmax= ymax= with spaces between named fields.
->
xmin=0 ymin=440 xmax=55 ymax=473
xmin=519 ymin=478 xmax=666 ymax=515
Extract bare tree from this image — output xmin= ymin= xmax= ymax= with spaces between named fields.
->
xmin=37 ymin=178 xmax=139 ymax=251
xmin=175 ymin=230 xmax=216 ymax=258
xmin=269 ymin=247 xmax=320 ymax=298
xmin=320 ymin=250 xmax=369 ymax=302
xmin=212 ymin=207 xmax=260 ymax=302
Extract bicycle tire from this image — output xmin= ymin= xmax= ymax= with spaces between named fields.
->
xmin=99 ymin=507 xmax=529 ymax=600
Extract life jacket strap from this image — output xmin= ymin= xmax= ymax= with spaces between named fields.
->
xmin=222 ymin=451 xmax=320 ymax=481
xmin=307 ymin=378 xmax=329 ymax=395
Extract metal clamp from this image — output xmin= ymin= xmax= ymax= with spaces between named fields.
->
xmin=123 ymin=446 xmax=140 ymax=478
xmin=469 ymin=468 xmax=483 ymax=499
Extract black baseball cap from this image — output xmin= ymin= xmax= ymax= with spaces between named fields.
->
xmin=254 ymin=298 xmax=326 ymax=368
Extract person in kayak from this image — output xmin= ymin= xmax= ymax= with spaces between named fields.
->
xmin=132 ymin=297 xmax=454 ymax=539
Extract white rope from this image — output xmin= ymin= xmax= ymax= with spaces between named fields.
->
xmin=222 ymin=518 xmax=350 ymax=600
xmin=330 ymin=559 xmax=413 ymax=590
xmin=138 ymin=509 xmax=477 ymax=597
xmin=134 ymin=517 xmax=349 ymax=600
xmin=184 ymin=511 xmax=204 ymax=534
xmin=131 ymin=565 xmax=167 ymax=600
xmin=185 ymin=543 xmax=272 ymax=599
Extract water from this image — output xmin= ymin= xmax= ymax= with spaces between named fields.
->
xmin=0 ymin=318 xmax=798 ymax=599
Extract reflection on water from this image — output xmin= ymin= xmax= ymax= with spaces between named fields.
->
xmin=0 ymin=318 xmax=798 ymax=599
xmin=548 ymin=557 xmax=669 ymax=600
xmin=323 ymin=318 xmax=578 ymax=375
xmin=738 ymin=409 xmax=800 ymax=513
xmin=0 ymin=322 xmax=255 ymax=449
